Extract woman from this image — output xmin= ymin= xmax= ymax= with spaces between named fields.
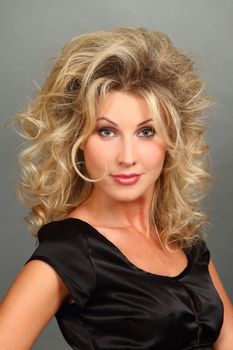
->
xmin=1 ymin=27 xmax=232 ymax=349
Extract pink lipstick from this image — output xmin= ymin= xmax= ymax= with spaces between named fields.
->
xmin=112 ymin=173 xmax=140 ymax=185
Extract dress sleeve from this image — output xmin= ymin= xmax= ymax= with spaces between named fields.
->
xmin=191 ymin=239 xmax=211 ymax=267
xmin=24 ymin=220 xmax=96 ymax=308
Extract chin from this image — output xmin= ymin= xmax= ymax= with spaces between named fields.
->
xmin=105 ymin=189 xmax=147 ymax=203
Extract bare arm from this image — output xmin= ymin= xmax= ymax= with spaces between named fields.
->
xmin=209 ymin=259 xmax=233 ymax=350
xmin=0 ymin=260 xmax=70 ymax=350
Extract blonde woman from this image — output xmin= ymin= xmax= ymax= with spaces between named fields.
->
xmin=1 ymin=27 xmax=232 ymax=349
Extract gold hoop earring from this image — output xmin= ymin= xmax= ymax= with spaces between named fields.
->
xmin=74 ymin=160 xmax=107 ymax=183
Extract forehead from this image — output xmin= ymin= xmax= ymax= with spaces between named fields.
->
xmin=97 ymin=91 xmax=152 ymax=122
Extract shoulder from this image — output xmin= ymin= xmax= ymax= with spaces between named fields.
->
xmin=187 ymin=239 xmax=210 ymax=266
xmin=25 ymin=218 xmax=96 ymax=305
xmin=29 ymin=218 xmax=93 ymax=271
xmin=37 ymin=218 xmax=86 ymax=242
xmin=208 ymin=260 xmax=233 ymax=348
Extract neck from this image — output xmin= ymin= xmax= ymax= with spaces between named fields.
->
xmin=79 ymin=187 xmax=155 ymax=237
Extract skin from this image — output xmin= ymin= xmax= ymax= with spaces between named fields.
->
xmin=0 ymin=91 xmax=232 ymax=349
xmin=75 ymin=91 xmax=188 ymax=277
xmin=79 ymin=90 xmax=166 ymax=236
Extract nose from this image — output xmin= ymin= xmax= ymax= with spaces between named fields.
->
xmin=117 ymin=139 xmax=136 ymax=167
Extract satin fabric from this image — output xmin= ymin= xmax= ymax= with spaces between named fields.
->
xmin=25 ymin=218 xmax=224 ymax=350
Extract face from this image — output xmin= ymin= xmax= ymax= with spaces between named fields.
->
xmin=80 ymin=91 xmax=166 ymax=203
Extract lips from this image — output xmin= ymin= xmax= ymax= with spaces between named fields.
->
xmin=112 ymin=173 xmax=141 ymax=185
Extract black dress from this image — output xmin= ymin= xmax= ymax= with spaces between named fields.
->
xmin=25 ymin=218 xmax=224 ymax=350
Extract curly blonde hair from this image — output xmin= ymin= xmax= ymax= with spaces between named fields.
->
xmin=8 ymin=26 xmax=213 ymax=250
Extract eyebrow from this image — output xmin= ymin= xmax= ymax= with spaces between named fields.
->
xmin=97 ymin=117 xmax=153 ymax=126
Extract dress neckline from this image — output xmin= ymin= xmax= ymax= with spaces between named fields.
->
xmin=62 ymin=217 xmax=192 ymax=280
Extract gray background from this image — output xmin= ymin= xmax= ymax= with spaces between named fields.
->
xmin=0 ymin=0 xmax=232 ymax=349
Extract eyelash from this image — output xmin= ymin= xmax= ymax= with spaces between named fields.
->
xmin=97 ymin=127 xmax=156 ymax=138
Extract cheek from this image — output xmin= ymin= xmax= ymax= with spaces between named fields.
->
xmin=83 ymin=138 xmax=110 ymax=174
xmin=140 ymin=142 xmax=166 ymax=168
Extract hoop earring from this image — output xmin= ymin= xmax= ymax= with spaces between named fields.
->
xmin=73 ymin=160 xmax=107 ymax=183
xmin=75 ymin=161 xmax=85 ymax=167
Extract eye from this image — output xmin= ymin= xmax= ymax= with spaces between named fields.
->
xmin=97 ymin=128 xmax=115 ymax=137
xmin=138 ymin=127 xmax=156 ymax=137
